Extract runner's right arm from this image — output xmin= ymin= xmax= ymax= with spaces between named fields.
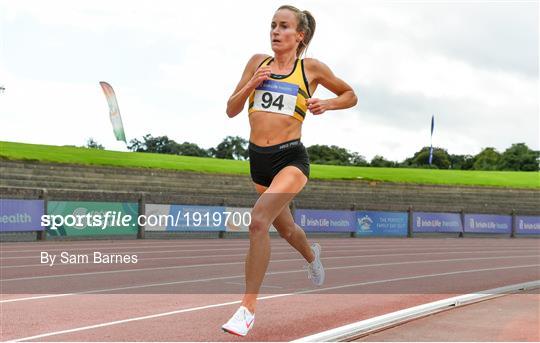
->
xmin=226 ymin=54 xmax=271 ymax=118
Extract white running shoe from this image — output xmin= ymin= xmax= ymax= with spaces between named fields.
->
xmin=222 ymin=306 xmax=255 ymax=337
xmin=306 ymin=243 xmax=325 ymax=286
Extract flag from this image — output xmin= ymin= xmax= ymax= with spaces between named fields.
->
xmin=99 ymin=81 xmax=126 ymax=143
xmin=429 ymin=115 xmax=435 ymax=165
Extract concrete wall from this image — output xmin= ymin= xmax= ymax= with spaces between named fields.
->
xmin=1 ymin=159 xmax=539 ymax=215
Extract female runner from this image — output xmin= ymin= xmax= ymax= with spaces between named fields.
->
xmin=222 ymin=5 xmax=357 ymax=336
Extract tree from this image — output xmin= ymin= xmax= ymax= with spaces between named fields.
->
xmin=210 ymin=136 xmax=248 ymax=160
xmin=85 ymin=138 xmax=104 ymax=150
xmin=127 ymin=137 xmax=146 ymax=152
xmin=144 ymin=135 xmax=178 ymax=154
xmin=128 ymin=134 xmax=209 ymax=157
xmin=176 ymin=142 xmax=210 ymax=157
xmin=449 ymin=154 xmax=474 ymax=170
xmin=472 ymin=147 xmax=501 ymax=170
xmin=306 ymin=145 xmax=352 ymax=165
xmin=402 ymin=147 xmax=451 ymax=169
xmin=370 ymin=155 xmax=397 ymax=168
xmin=128 ymin=134 xmax=178 ymax=154
xmin=498 ymin=143 xmax=540 ymax=171
xmin=350 ymin=152 xmax=369 ymax=166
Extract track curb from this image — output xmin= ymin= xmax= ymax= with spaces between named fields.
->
xmin=291 ymin=280 xmax=540 ymax=342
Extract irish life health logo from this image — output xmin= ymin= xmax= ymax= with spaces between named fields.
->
xmin=358 ymin=215 xmax=374 ymax=231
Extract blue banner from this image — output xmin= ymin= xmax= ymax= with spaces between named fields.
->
xmin=413 ymin=212 xmax=462 ymax=233
xmin=295 ymin=209 xmax=355 ymax=232
xmin=356 ymin=211 xmax=408 ymax=236
xmin=0 ymin=199 xmax=44 ymax=232
xmin=515 ymin=216 xmax=540 ymax=235
xmin=464 ymin=214 xmax=511 ymax=234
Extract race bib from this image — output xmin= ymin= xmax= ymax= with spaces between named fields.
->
xmin=252 ymin=80 xmax=298 ymax=116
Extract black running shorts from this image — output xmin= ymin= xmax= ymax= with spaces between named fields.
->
xmin=248 ymin=138 xmax=310 ymax=187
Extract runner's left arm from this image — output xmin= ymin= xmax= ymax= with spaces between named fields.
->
xmin=305 ymin=59 xmax=357 ymax=115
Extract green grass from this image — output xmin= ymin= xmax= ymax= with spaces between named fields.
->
xmin=1 ymin=141 xmax=538 ymax=189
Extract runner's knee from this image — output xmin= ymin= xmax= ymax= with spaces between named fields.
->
xmin=249 ymin=215 xmax=269 ymax=235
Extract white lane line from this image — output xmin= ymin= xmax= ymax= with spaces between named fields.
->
xmin=2 ymin=248 xmax=537 ymax=269
xmin=0 ymin=238 xmax=269 ymax=247
xmin=2 ymin=255 xmax=537 ymax=303
xmin=1 ymin=243 xmax=253 ymax=254
xmin=3 ymin=239 xmax=528 ymax=251
xmin=9 ymin=264 xmax=539 ymax=342
xmin=225 ymin=281 xmax=284 ymax=289
xmin=0 ymin=241 xmax=381 ymax=251
xmin=2 ymin=252 xmax=538 ymax=282
xmin=4 ymin=240 xmax=373 ymax=252
xmin=0 ymin=242 xmax=377 ymax=254
xmin=8 ymin=293 xmax=291 ymax=342
xmin=2 ymin=242 xmax=535 ymax=256
xmin=0 ymin=238 xmax=378 ymax=250
xmin=2 ymin=244 xmax=535 ymax=261
xmin=1 ymin=293 xmax=76 ymax=303
xmin=0 ymin=240 xmax=253 ymax=250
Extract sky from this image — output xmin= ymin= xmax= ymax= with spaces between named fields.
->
xmin=0 ymin=0 xmax=538 ymax=162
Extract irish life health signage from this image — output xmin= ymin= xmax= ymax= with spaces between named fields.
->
xmin=0 ymin=199 xmax=45 ymax=232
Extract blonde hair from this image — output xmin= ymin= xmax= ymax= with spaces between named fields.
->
xmin=277 ymin=5 xmax=316 ymax=57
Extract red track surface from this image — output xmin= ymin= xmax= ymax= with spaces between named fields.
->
xmin=1 ymin=238 xmax=539 ymax=341
xmin=357 ymin=289 xmax=540 ymax=342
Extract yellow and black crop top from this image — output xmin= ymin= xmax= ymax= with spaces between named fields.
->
xmin=248 ymin=56 xmax=311 ymax=123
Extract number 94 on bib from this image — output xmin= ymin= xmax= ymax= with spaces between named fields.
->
xmin=252 ymin=80 xmax=299 ymax=116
